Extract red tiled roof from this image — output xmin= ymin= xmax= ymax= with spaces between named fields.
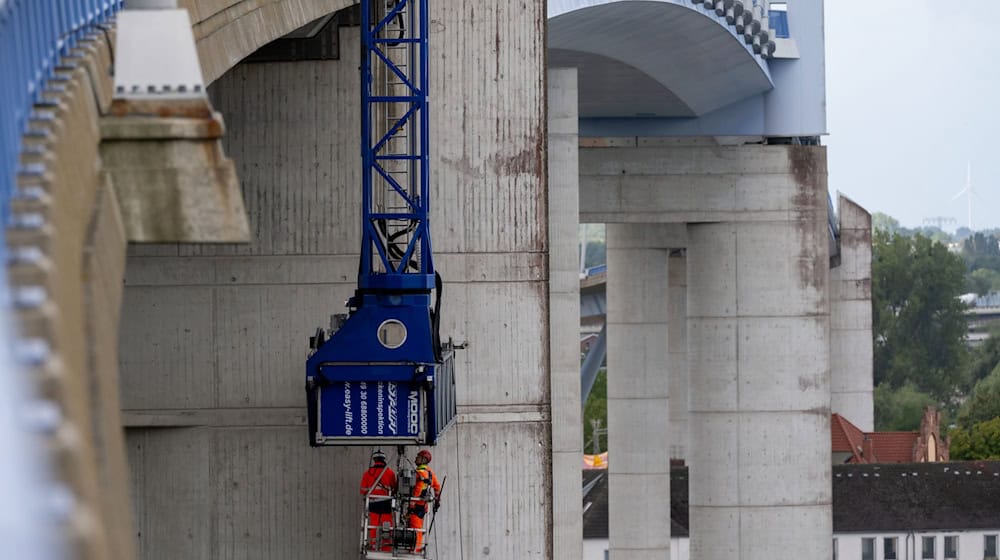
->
xmin=831 ymin=413 xmax=864 ymax=461
xmin=868 ymin=432 xmax=919 ymax=463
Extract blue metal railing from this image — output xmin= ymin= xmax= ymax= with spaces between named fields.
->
xmin=0 ymin=4 xmax=123 ymax=558
xmin=0 ymin=0 xmax=124 ymax=230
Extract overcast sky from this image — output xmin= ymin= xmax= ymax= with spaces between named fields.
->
xmin=824 ymin=2 xmax=999 ymax=232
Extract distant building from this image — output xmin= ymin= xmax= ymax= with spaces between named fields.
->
xmin=966 ymin=292 xmax=1000 ymax=346
xmin=832 ymin=408 xmax=949 ymax=464
xmin=583 ymin=463 xmax=1000 ymax=560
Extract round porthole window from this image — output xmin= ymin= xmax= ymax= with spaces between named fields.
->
xmin=377 ymin=319 xmax=407 ymax=349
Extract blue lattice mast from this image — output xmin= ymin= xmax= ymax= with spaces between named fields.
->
xmin=306 ymin=0 xmax=456 ymax=447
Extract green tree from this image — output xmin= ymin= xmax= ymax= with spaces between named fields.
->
xmin=872 ymin=231 xmax=970 ymax=402
xmin=950 ymin=417 xmax=1000 ymax=460
xmin=582 ymin=368 xmax=607 ymax=453
xmin=966 ymin=329 xmax=1000 ymax=388
xmin=872 ymin=212 xmax=902 ymax=235
xmin=873 ymin=382 xmax=936 ymax=431
xmin=956 ymin=364 xmax=1000 ymax=427
xmin=966 ymin=269 xmax=996 ymax=296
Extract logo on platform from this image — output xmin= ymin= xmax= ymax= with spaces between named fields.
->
xmin=387 ymin=383 xmax=398 ymax=435
xmin=408 ymin=392 xmax=420 ymax=434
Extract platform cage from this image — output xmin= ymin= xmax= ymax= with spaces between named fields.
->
xmin=360 ymin=464 xmax=441 ymax=560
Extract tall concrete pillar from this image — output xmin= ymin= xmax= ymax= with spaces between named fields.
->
xmin=547 ymin=68 xmax=582 ymax=560
xmin=120 ymin=0 xmax=551 ymax=554
xmin=668 ymin=251 xmax=689 ymax=462
xmin=686 ymin=148 xmax=832 ymax=560
xmin=607 ymin=224 xmax=671 ymax=560
xmin=831 ymin=195 xmax=874 ymax=431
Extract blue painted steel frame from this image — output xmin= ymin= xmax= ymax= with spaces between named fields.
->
xmin=0 ymin=4 xmax=121 ymax=557
xmin=306 ymin=0 xmax=455 ymax=447
xmin=1 ymin=0 xmax=123 ymax=241
xmin=359 ymin=0 xmax=434 ymax=292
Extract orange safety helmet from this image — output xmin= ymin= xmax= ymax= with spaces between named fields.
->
xmin=416 ymin=449 xmax=432 ymax=464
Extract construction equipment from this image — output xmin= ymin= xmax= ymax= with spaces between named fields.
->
xmin=306 ymin=0 xmax=457 ymax=448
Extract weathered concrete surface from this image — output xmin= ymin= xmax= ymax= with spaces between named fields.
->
xmin=8 ymin=31 xmax=135 ymax=560
xmin=120 ymin=1 xmax=550 ymax=556
xmin=580 ymin=141 xmax=831 ymax=224
xmin=830 ymin=194 xmax=874 ymax=431
xmin=179 ymin=0 xmax=352 ymax=84
xmin=606 ymin=224 xmax=671 ymax=560
xmin=548 ymin=68 xmax=583 ymax=560
xmin=685 ymin=146 xmax=832 ymax=560
xmin=101 ymin=111 xmax=250 ymax=242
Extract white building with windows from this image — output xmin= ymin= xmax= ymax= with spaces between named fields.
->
xmin=583 ymin=463 xmax=1000 ymax=560
xmin=834 ymin=531 xmax=997 ymax=560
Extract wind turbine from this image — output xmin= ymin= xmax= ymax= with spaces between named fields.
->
xmin=952 ymin=162 xmax=981 ymax=230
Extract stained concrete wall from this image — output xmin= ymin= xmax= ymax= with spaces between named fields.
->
xmin=830 ymin=195 xmax=874 ymax=431
xmin=120 ymin=2 xmax=550 ymax=557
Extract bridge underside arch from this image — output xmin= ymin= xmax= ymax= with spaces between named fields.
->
xmin=548 ymin=0 xmax=773 ymax=118
xmin=181 ymin=0 xmax=353 ymax=84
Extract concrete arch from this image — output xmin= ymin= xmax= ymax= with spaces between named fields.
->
xmin=549 ymin=0 xmax=773 ymax=117
xmin=180 ymin=0 xmax=353 ymax=84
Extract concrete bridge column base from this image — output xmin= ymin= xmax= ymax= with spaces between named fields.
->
xmin=606 ymin=223 xmax=671 ymax=560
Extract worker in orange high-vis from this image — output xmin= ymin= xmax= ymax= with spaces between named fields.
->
xmin=407 ymin=449 xmax=441 ymax=553
xmin=360 ymin=450 xmax=397 ymax=551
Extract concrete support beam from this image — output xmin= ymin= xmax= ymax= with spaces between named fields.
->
xmin=686 ymin=146 xmax=832 ymax=560
xmin=579 ymin=144 xmax=828 ymax=224
xmin=607 ymin=224 xmax=671 ymax=560
xmin=831 ymin=194 xmax=874 ymax=430
xmin=548 ymin=68 xmax=583 ymax=560
xmin=668 ymin=252 xmax=689 ymax=462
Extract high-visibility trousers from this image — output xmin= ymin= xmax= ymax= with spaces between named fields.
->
xmin=367 ymin=512 xmax=393 ymax=551
xmin=407 ymin=512 xmax=426 ymax=552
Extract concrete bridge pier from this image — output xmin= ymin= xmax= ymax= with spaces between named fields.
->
xmin=548 ymin=67 xmax=584 ymax=560
xmin=830 ymin=195 xmax=874 ymax=431
xmin=582 ymin=142 xmax=834 ymax=559
xmin=686 ymin=155 xmax=832 ymax=560
xmin=606 ymin=224 xmax=684 ymax=560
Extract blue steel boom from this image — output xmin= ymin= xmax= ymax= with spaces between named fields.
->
xmin=306 ymin=0 xmax=456 ymax=447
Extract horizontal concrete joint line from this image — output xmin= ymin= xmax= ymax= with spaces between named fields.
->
xmin=122 ymin=407 xmax=307 ymax=427
xmin=687 ymin=313 xmax=831 ymax=319
xmin=691 ymin=502 xmax=832 ymax=509
xmin=688 ymin=408 xmax=831 ymax=415
xmin=456 ymin=412 xmax=550 ymax=424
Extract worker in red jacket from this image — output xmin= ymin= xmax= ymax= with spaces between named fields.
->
xmin=360 ymin=450 xmax=397 ymax=551
xmin=407 ymin=449 xmax=442 ymax=553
